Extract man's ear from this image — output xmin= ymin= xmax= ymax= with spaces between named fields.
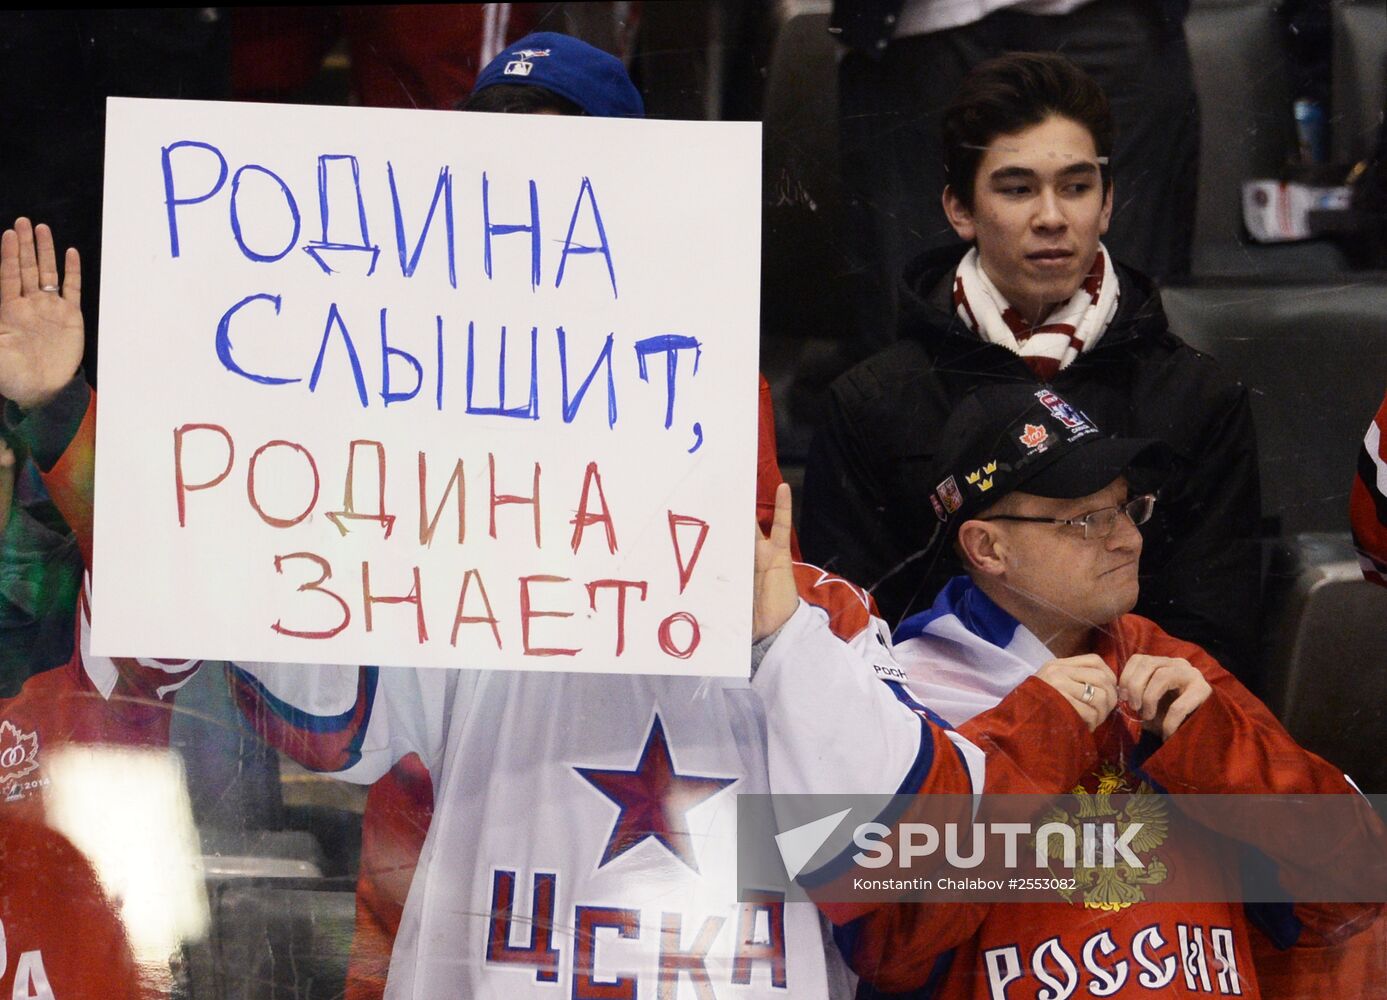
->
xmin=942 ymin=185 xmax=977 ymax=243
xmin=956 ymin=519 xmax=1007 ymax=577
xmin=1099 ymin=180 xmax=1113 ymax=236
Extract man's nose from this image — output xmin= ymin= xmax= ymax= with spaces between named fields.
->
xmin=1108 ymin=508 xmax=1143 ymax=552
xmin=1033 ymin=188 xmax=1066 ymax=230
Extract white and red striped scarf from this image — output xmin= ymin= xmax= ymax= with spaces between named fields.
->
xmin=953 ymin=244 xmax=1120 ymax=381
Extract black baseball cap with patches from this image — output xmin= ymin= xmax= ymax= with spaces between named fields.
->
xmin=925 ymin=384 xmax=1171 ymax=536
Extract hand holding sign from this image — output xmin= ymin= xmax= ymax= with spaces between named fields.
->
xmin=753 ymin=483 xmax=798 ymax=642
xmin=0 ymin=219 xmax=83 ymax=410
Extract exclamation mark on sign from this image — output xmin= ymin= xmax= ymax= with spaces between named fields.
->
xmin=667 ymin=512 xmax=709 ymax=594
xmin=661 ymin=511 xmax=710 ymax=659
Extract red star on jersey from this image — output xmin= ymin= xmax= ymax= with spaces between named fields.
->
xmin=575 ymin=714 xmax=736 ymax=872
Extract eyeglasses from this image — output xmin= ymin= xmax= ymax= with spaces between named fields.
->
xmin=978 ymin=494 xmax=1156 ymax=541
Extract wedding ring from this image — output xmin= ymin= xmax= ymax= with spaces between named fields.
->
xmin=39 ymin=285 xmax=59 ymax=292
xmin=1081 ymin=682 xmax=1095 ymax=704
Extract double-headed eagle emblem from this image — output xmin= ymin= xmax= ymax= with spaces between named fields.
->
xmin=1036 ymin=764 xmax=1169 ymax=910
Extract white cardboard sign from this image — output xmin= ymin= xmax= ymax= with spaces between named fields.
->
xmin=92 ymin=98 xmax=761 ymax=677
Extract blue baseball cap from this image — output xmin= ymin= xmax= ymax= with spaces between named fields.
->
xmin=472 ymin=32 xmax=644 ymax=119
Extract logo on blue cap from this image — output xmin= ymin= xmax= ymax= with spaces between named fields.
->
xmin=504 ymin=48 xmax=552 ymax=78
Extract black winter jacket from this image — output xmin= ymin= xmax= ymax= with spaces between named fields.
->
xmin=800 ymin=247 xmax=1261 ymax=680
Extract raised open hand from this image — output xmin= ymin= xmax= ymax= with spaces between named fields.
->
xmin=0 ymin=218 xmax=83 ymax=410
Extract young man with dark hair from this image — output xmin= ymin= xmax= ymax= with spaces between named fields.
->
xmin=830 ymin=0 xmax=1198 ymax=352
xmin=757 ymin=384 xmax=1381 ymax=999
xmin=800 ymin=52 xmax=1262 ymax=684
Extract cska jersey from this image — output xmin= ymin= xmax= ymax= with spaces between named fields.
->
xmin=342 ymin=374 xmax=804 ymax=1000
xmin=229 ymin=561 xmax=988 ymax=999
xmin=1351 ymin=390 xmax=1387 ymax=587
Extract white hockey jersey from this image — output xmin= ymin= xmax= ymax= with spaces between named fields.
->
xmin=232 ymin=568 xmax=987 ymax=999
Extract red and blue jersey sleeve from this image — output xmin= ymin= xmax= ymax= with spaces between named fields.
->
xmin=228 ymin=659 xmax=453 ymax=784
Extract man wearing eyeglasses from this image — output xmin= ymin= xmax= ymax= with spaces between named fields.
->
xmin=754 ymin=382 xmax=1382 ymax=997
xmin=896 ymin=383 xmax=1197 ymax=733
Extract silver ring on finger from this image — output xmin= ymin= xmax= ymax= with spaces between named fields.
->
xmin=1081 ymin=682 xmax=1095 ymax=705
xmin=39 ymin=284 xmax=58 ymax=293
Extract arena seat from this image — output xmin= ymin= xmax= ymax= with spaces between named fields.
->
xmin=199 ymin=828 xmax=324 ymax=880
xmin=1260 ymin=533 xmax=1387 ymax=791
xmin=1185 ymin=0 xmax=1346 ymax=274
xmin=1162 ymin=278 xmax=1387 ymax=760
xmin=279 ymin=756 xmax=368 ymax=878
xmin=1160 ymin=278 xmax=1387 ymax=537
xmin=183 ymin=876 xmax=357 ymax=1000
xmin=1332 ymin=0 xmax=1387 ymax=165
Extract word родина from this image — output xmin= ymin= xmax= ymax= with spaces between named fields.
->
xmin=163 ymin=142 xmax=618 ymax=294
